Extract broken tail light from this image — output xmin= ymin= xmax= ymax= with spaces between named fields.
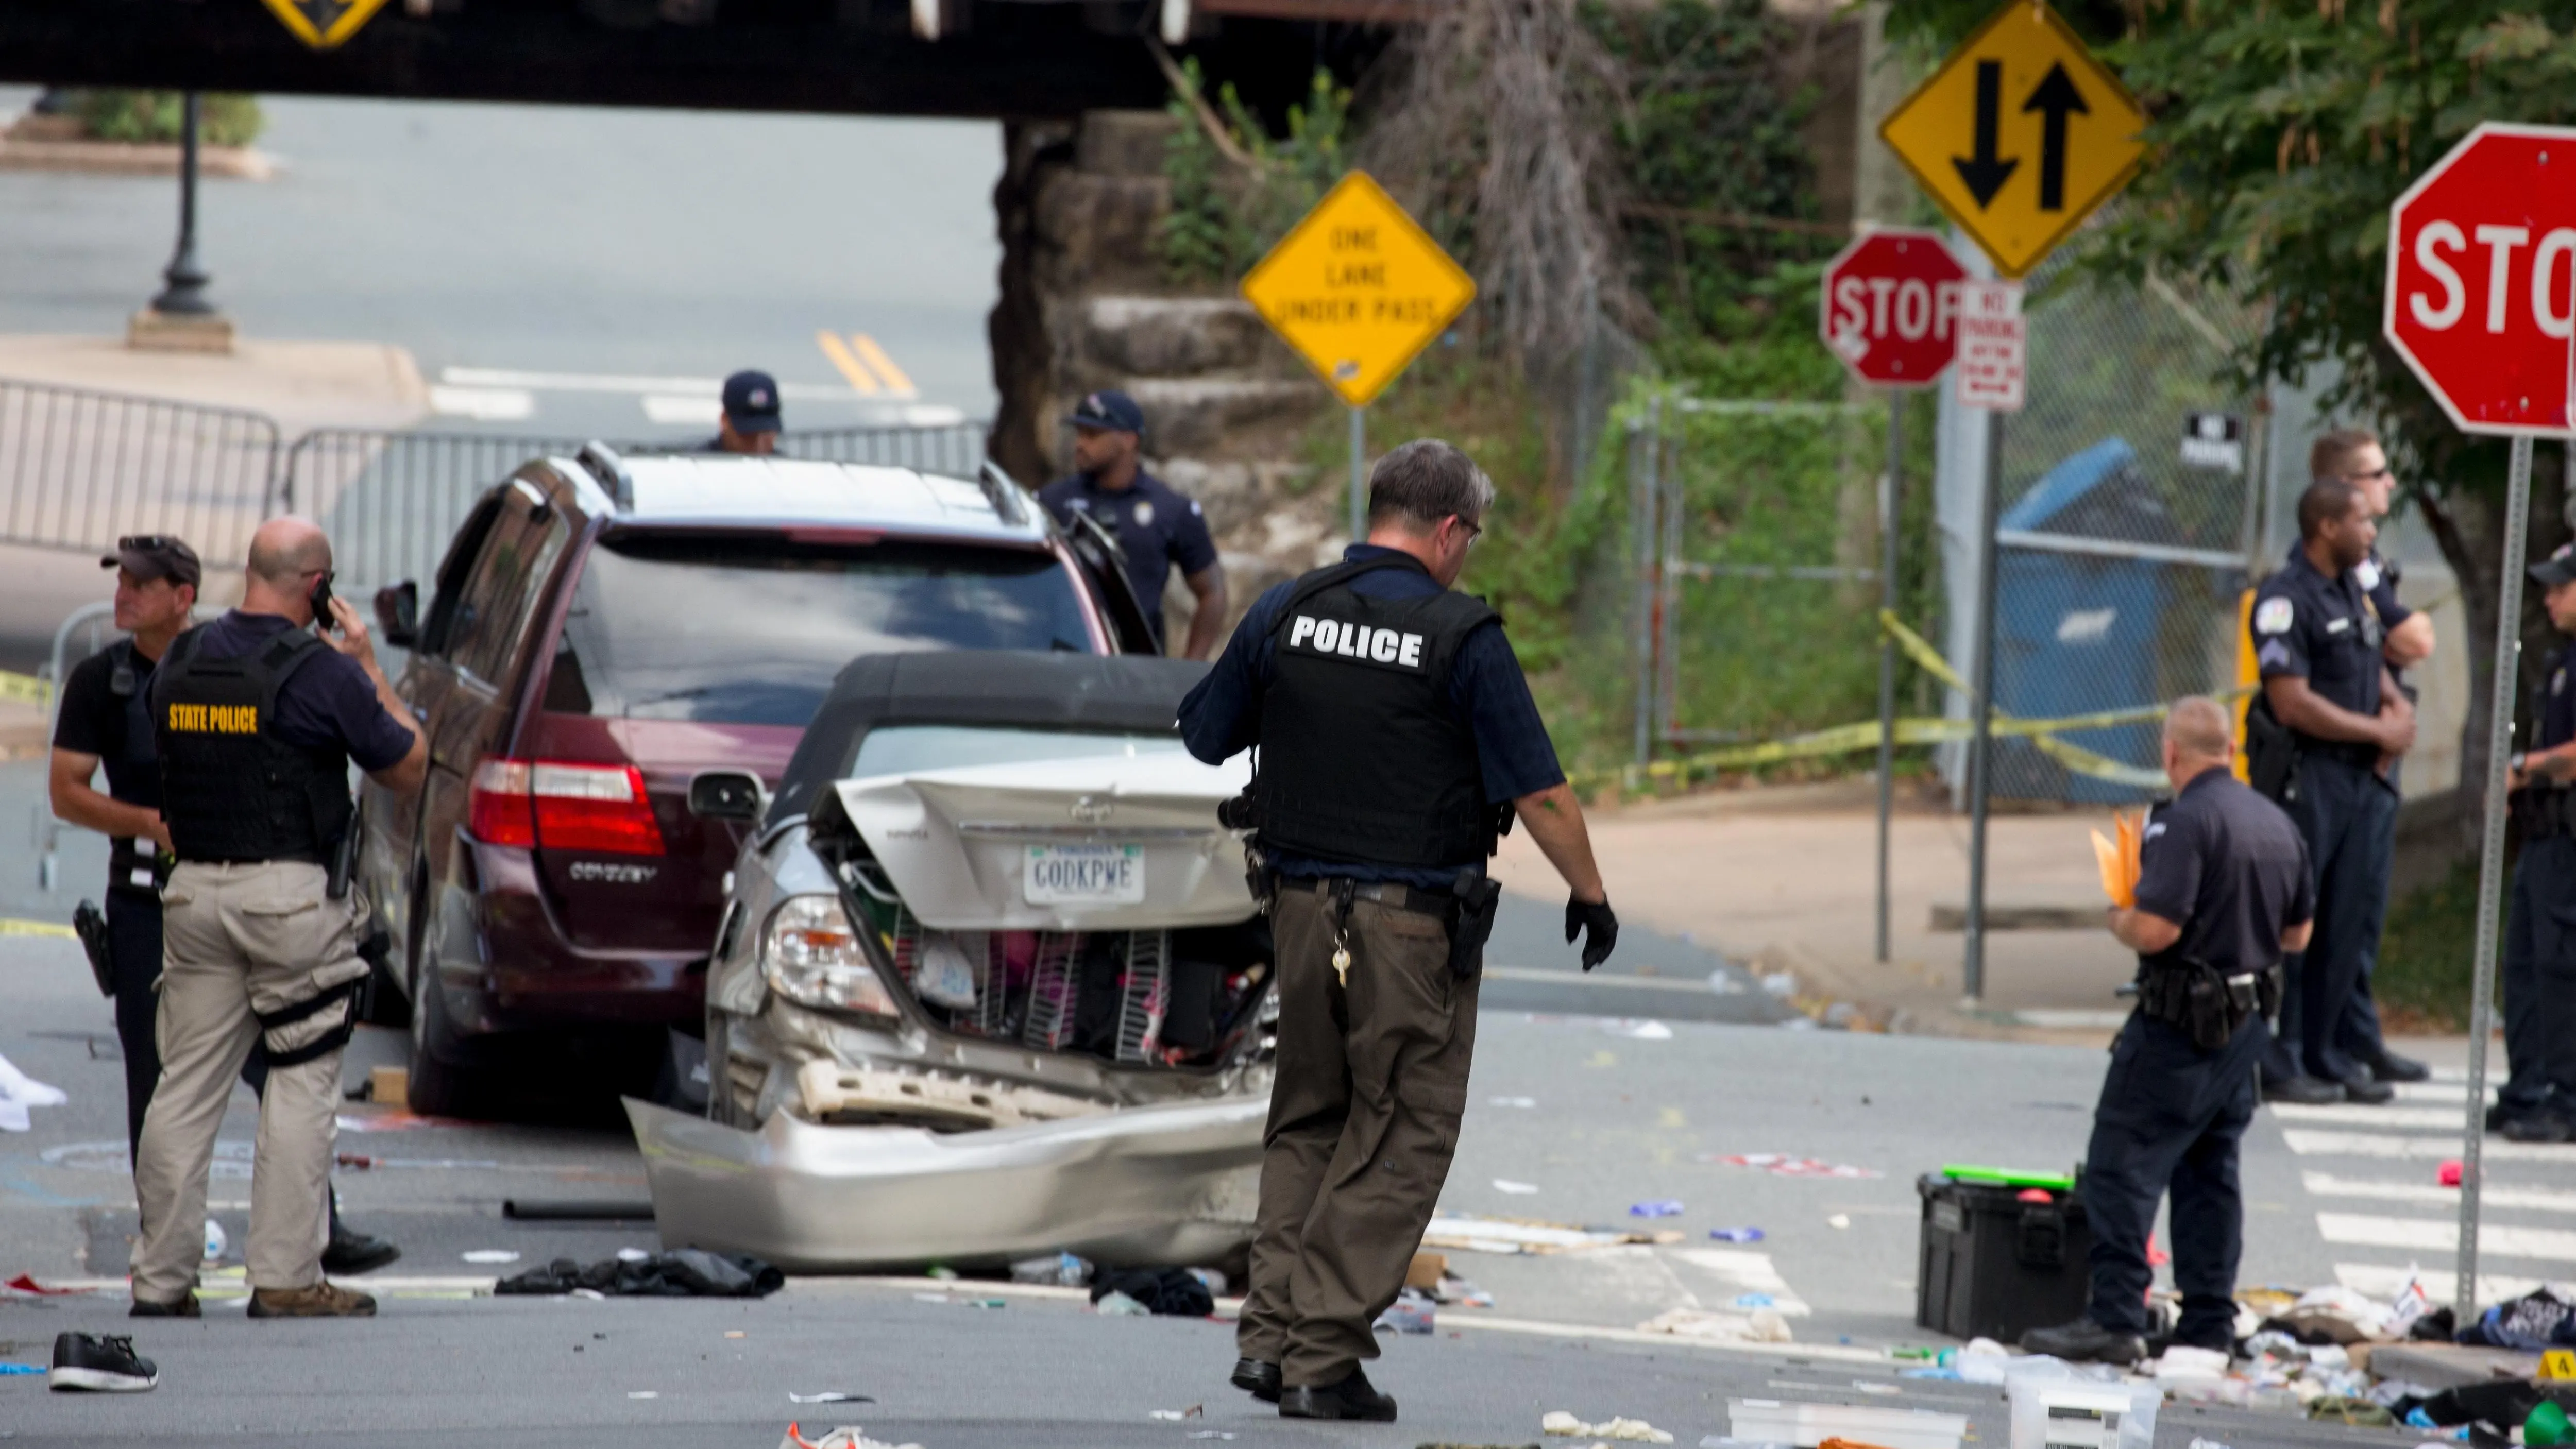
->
xmin=468 ymin=759 xmax=666 ymax=856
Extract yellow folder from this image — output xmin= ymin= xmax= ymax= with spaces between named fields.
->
xmin=2090 ymin=810 xmax=2142 ymax=909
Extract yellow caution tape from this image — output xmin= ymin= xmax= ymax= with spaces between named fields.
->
xmin=1577 ymin=611 xmax=2249 ymax=794
xmin=0 ymin=671 xmax=49 ymax=708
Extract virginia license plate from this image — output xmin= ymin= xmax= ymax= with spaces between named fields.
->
xmin=1023 ymin=843 xmax=1145 ymax=905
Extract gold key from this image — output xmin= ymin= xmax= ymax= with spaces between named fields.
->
xmin=1332 ymin=947 xmax=1352 ymax=987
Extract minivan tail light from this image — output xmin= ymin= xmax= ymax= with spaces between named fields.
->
xmin=468 ymin=759 xmax=665 ymax=857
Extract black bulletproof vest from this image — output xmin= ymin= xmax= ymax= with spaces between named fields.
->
xmin=151 ymin=625 xmax=353 ymax=864
xmin=1252 ymin=556 xmax=1498 ymax=868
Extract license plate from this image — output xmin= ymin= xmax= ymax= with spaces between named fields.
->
xmin=1024 ymin=844 xmax=1145 ymax=905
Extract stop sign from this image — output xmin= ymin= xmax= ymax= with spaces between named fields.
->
xmin=1819 ymin=229 xmax=1968 ymax=388
xmin=2384 ymin=122 xmax=2576 ymax=435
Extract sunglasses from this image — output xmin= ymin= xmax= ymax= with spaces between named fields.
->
xmin=116 ymin=534 xmax=180 ymax=552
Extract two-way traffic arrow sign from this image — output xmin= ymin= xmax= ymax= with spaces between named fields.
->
xmin=1878 ymin=0 xmax=2145 ymax=278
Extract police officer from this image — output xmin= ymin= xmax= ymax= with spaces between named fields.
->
xmin=2245 ymin=480 xmax=2414 ymax=1106
xmin=2311 ymin=426 xmax=2434 ymax=1085
xmin=128 ymin=517 xmax=427 ymax=1319
xmin=1179 ymin=439 xmax=1617 ymax=1422
xmin=2496 ymin=543 xmax=2576 ymax=1143
xmin=2022 ymin=697 xmax=2315 ymax=1365
xmin=1039 ymin=389 xmax=1228 ymax=659
xmin=703 ymin=369 xmax=781 ymax=455
xmin=48 ymin=535 xmax=398 ymax=1289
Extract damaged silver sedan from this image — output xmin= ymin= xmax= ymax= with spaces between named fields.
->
xmin=625 ymin=651 xmax=1274 ymax=1272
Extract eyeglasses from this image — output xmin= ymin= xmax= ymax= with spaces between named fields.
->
xmin=2349 ymin=465 xmax=2394 ymax=483
xmin=1455 ymin=518 xmax=1485 ymax=550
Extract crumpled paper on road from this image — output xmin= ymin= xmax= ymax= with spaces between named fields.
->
xmin=0 ymin=1050 xmax=67 ymax=1133
xmin=1542 ymin=1412 xmax=1673 ymax=1443
xmin=1635 ymin=1306 xmax=1793 ymax=1343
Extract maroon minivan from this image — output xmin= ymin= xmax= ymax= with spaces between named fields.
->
xmin=357 ymin=445 xmax=1153 ymax=1117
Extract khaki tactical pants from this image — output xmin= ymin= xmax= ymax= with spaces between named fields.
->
xmin=131 ymin=861 xmax=366 ymax=1301
xmin=1236 ymin=882 xmax=1479 ymax=1387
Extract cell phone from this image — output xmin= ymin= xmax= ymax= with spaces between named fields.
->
xmin=309 ymin=570 xmax=337 ymax=633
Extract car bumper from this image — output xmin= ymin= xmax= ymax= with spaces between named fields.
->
xmin=623 ymin=1094 xmax=1265 ymax=1272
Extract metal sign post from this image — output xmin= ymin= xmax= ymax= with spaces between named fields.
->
xmin=1875 ymin=400 xmax=1904 ymax=962
xmin=1348 ymin=405 xmax=1366 ymax=543
xmin=1952 ymin=279 xmax=2025 ymax=999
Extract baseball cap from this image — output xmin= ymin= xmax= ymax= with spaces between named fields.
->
xmin=1067 ymin=389 xmax=1144 ymax=435
xmin=2533 ymin=541 xmax=2576 ymax=589
xmin=721 ymin=369 xmax=782 ymax=434
xmin=101 ymin=534 xmax=201 ymax=589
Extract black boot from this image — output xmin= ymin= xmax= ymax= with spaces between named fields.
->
xmin=2332 ymin=1073 xmax=2398 ymax=1105
xmin=2020 ymin=1318 xmax=2147 ymax=1365
xmin=1229 ymin=1358 xmax=1281 ymax=1404
xmin=2261 ymin=1072 xmax=2344 ymax=1105
xmin=320 ymin=1229 xmax=401 ymax=1276
xmin=1279 ymin=1366 xmax=1398 ymax=1422
xmin=2364 ymin=1048 xmax=2431 ymax=1083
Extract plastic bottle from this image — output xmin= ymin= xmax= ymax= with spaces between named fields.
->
xmin=202 ymin=1218 xmax=226 ymax=1261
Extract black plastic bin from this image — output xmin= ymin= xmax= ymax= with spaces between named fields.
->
xmin=1914 ymin=1172 xmax=2092 ymax=1342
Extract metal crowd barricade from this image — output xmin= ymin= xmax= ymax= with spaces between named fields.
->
xmin=0 ymin=377 xmax=280 ymax=565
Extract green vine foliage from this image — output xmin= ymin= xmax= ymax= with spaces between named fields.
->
xmin=74 ymin=91 xmax=265 ymax=148
xmin=1158 ymin=63 xmax=1350 ymax=286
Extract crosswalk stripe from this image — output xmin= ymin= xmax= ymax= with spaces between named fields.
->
xmin=2394 ymin=1081 xmax=2495 ymax=1104
xmin=2281 ymin=1130 xmax=2569 ymax=1161
xmin=1673 ymin=1248 xmax=1814 ymax=1317
xmin=2334 ymin=1263 xmax=2549 ymax=1306
xmin=2318 ymin=1212 xmax=2576 ymax=1264
xmin=2269 ymin=1104 xmax=2476 ymax=1130
xmin=2303 ymin=1171 xmax=2576 ymax=1214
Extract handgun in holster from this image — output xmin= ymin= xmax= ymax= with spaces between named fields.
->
xmin=1446 ymin=868 xmax=1503 ymax=980
xmin=73 ymin=899 xmax=113 ymax=998
xmin=2243 ymin=693 xmax=2303 ymax=805
xmin=327 ymin=825 xmax=360 ymax=901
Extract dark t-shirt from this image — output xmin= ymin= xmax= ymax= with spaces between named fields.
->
xmin=1037 ymin=470 xmax=1219 ymax=647
xmin=1178 ymin=544 xmax=1565 ymax=887
xmin=2132 ymin=766 xmax=2315 ymax=976
xmin=156 ymin=611 xmax=417 ymax=772
xmin=2541 ymin=640 xmax=2576 ymax=753
xmin=52 ymin=641 xmax=163 ymax=808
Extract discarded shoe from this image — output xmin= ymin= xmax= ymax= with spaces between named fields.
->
xmin=128 ymin=1291 xmax=199 ymax=1319
xmin=1279 ymin=1366 xmax=1397 ymax=1422
xmin=2019 ymin=1317 xmax=2147 ymax=1365
xmin=1229 ymin=1357 xmax=1281 ymax=1404
xmin=49 ymin=1332 xmax=157 ymax=1392
xmin=2261 ymin=1075 xmax=2343 ymax=1106
xmin=247 ymin=1282 xmax=377 ymax=1318
xmin=321 ymin=1229 xmax=402 ymax=1276
xmin=2365 ymin=1049 xmax=2431 ymax=1083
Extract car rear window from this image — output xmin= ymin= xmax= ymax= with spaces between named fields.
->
xmin=846 ymin=725 xmax=1187 ymax=780
xmin=544 ymin=535 xmax=1095 ymax=726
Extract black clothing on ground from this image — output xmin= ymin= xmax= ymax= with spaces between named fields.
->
xmin=493 ymin=1249 xmax=784 ymax=1298
xmin=1250 ymin=556 xmax=1501 ymax=870
xmin=1090 ymin=1267 xmax=1216 ymax=1317
xmin=1036 ymin=469 xmax=1218 ymax=647
xmin=2082 ymin=1012 xmax=2261 ymax=1340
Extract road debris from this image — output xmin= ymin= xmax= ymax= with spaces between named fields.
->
xmin=1148 ymin=1405 xmax=1205 ymax=1421
xmin=1009 ymin=1252 xmax=1091 ymax=1287
xmin=493 ymin=1250 xmax=784 ymax=1298
xmin=1424 ymin=1214 xmax=1682 ymax=1254
xmin=781 ymin=1425 xmax=922 ymax=1449
xmin=1489 ymin=1096 xmax=1537 ymax=1108
xmin=1375 ymin=1288 xmax=1436 ymax=1334
xmin=461 ymin=1250 xmax=521 ymax=1264
xmin=1708 ymin=1227 xmax=1765 ymax=1242
xmin=1601 ymin=1019 xmax=1674 ymax=1041
xmin=1090 ymin=1267 xmax=1213 ymax=1317
xmin=1635 ymin=1307 xmax=1792 ymax=1343
xmin=1826 ymin=1214 xmax=1851 ymax=1229
xmin=3 ymin=1274 xmax=87 ymax=1296
xmin=789 ymin=1392 xmax=876 ymax=1405
xmin=0 ymin=1050 xmax=67 ymax=1133
xmin=1542 ymin=1412 xmax=1674 ymax=1443
xmin=1494 ymin=1179 xmax=1540 ymax=1195
xmin=1705 ymin=1153 xmax=1882 ymax=1180
xmin=1094 ymin=1291 xmax=1149 ymax=1316
xmin=1629 ymin=1200 xmax=1684 ymax=1218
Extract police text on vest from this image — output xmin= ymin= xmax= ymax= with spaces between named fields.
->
xmin=1287 ymin=615 xmax=1425 ymax=668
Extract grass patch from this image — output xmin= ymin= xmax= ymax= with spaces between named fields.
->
xmin=2376 ymin=855 xmax=2498 ymax=1034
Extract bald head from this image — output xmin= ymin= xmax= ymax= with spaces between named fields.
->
xmin=2164 ymin=695 xmax=2233 ymax=768
xmin=247 ymin=517 xmax=332 ymax=590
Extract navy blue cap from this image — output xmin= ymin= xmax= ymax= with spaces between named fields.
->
xmin=722 ymin=369 xmax=782 ymax=434
xmin=2535 ymin=542 xmax=2576 ymax=590
xmin=1067 ymin=389 xmax=1144 ymax=435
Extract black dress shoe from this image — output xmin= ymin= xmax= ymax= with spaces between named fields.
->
xmin=1230 ymin=1357 xmax=1281 ymax=1403
xmin=2019 ymin=1317 xmax=2147 ymax=1366
xmin=1279 ymin=1366 xmax=1397 ymax=1422
xmin=320 ymin=1230 xmax=401 ymax=1276
xmin=2262 ymin=1074 xmax=2344 ymax=1106
xmin=2334 ymin=1075 xmax=2398 ymax=1105
xmin=2365 ymin=1049 xmax=2432 ymax=1083
xmin=2502 ymin=1105 xmax=2574 ymax=1144
xmin=128 ymin=1292 xmax=198 ymax=1319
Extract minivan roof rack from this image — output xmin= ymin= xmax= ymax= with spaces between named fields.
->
xmin=977 ymin=459 xmax=1030 ymax=526
xmin=575 ymin=441 xmax=634 ymax=511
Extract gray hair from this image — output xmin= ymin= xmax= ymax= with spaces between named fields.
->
xmin=1367 ymin=439 xmax=1496 ymax=532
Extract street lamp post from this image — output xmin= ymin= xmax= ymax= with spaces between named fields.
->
xmin=149 ymin=92 xmax=214 ymax=316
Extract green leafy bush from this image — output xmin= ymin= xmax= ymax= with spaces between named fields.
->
xmin=1158 ymin=63 xmax=1348 ymax=286
xmin=74 ymin=91 xmax=264 ymax=148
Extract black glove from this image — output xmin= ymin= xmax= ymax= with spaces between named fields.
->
xmin=1565 ymin=895 xmax=1618 ymax=973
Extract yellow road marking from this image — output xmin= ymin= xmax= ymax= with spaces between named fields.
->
xmin=848 ymin=333 xmax=918 ymax=397
xmin=815 ymin=330 xmax=881 ymax=395
xmin=0 ymin=917 xmax=77 ymax=939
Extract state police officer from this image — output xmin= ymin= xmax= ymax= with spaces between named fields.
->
xmin=1179 ymin=439 xmax=1616 ymax=1421
xmin=129 ymin=518 xmax=427 ymax=1319
xmin=2022 ymin=698 xmax=2314 ymax=1365
xmin=2245 ymin=481 xmax=2414 ymax=1106
xmin=2310 ymin=427 xmax=2433 ymax=1085
xmin=2497 ymin=543 xmax=2576 ymax=1143
xmin=49 ymin=536 xmax=398 ymax=1286
xmin=1039 ymin=389 xmax=1228 ymax=659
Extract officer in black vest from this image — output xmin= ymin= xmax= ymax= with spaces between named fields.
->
xmin=49 ymin=536 xmax=398 ymax=1278
xmin=2498 ymin=543 xmax=2576 ymax=1143
xmin=2023 ymin=697 xmax=2314 ymax=1365
xmin=128 ymin=517 xmax=427 ymax=1320
xmin=1180 ymin=439 xmax=1617 ymax=1422
xmin=2244 ymin=481 xmax=2414 ymax=1106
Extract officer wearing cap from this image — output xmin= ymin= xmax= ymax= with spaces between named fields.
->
xmin=704 ymin=369 xmax=781 ymax=455
xmin=2497 ymin=542 xmax=2576 ymax=1143
xmin=2245 ymin=480 xmax=2415 ymax=1107
xmin=50 ymin=535 xmax=400 ymax=1288
xmin=1179 ymin=438 xmax=1617 ymax=1421
xmin=2022 ymin=698 xmax=2314 ymax=1365
xmin=2310 ymin=426 xmax=2434 ymax=1086
xmin=1038 ymin=389 xmax=1227 ymax=659
xmin=128 ymin=517 xmax=427 ymax=1319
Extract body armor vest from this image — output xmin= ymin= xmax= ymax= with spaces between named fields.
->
xmin=151 ymin=625 xmax=353 ymax=864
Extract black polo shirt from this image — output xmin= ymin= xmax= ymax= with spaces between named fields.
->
xmin=2543 ymin=640 xmax=2576 ymax=752
xmin=2251 ymin=543 xmax=2384 ymax=728
xmin=2133 ymin=765 xmax=2314 ymax=975
xmin=1037 ymin=469 xmax=1218 ymax=647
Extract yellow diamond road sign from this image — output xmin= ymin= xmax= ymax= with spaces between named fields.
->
xmin=1878 ymin=0 xmax=2145 ymax=279
xmin=1240 ymin=172 xmax=1475 ymax=410
xmin=260 ymin=0 xmax=394 ymax=50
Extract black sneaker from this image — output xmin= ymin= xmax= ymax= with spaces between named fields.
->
xmin=2365 ymin=1049 xmax=2432 ymax=1083
xmin=1279 ymin=1366 xmax=1398 ymax=1422
xmin=2334 ymin=1074 xmax=2399 ymax=1105
xmin=2261 ymin=1074 xmax=2344 ymax=1105
xmin=320 ymin=1229 xmax=402 ymax=1276
xmin=49 ymin=1332 xmax=157 ymax=1392
xmin=2019 ymin=1317 xmax=2147 ymax=1366
xmin=129 ymin=1291 xmax=199 ymax=1319
xmin=1230 ymin=1357 xmax=1282 ymax=1403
